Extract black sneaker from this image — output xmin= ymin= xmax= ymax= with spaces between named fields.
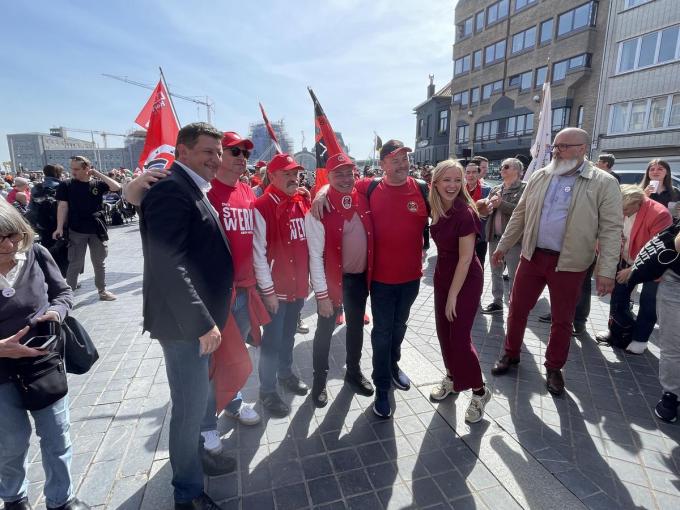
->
xmin=572 ymin=322 xmax=586 ymax=336
xmin=538 ymin=312 xmax=552 ymax=323
xmin=311 ymin=380 xmax=328 ymax=408
xmin=175 ymin=493 xmax=222 ymax=510
xmin=278 ymin=374 xmax=309 ymax=395
xmin=655 ymin=392 xmax=678 ymax=423
xmin=296 ymin=318 xmax=309 ymax=334
xmin=5 ymin=497 xmax=32 ymax=510
xmin=200 ymin=448 xmax=237 ymax=476
xmin=391 ymin=365 xmax=411 ymax=391
xmin=345 ymin=370 xmax=374 ymax=396
xmin=481 ymin=303 xmax=503 ymax=315
xmin=372 ymin=389 xmax=392 ymax=418
xmin=260 ymin=391 xmax=290 ymax=417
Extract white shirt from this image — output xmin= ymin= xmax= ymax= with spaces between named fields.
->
xmin=0 ymin=252 xmax=27 ymax=288
xmin=175 ymin=160 xmax=211 ymax=195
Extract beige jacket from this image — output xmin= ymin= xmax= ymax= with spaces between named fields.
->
xmin=497 ymin=161 xmax=623 ymax=278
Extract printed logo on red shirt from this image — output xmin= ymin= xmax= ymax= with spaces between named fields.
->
xmin=221 ymin=205 xmax=254 ymax=234
xmin=341 ymin=195 xmax=352 ymax=209
xmin=289 ymin=217 xmax=306 ymax=240
xmin=407 ymin=200 xmax=418 ymax=212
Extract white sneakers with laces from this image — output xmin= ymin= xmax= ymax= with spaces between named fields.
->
xmin=430 ymin=376 xmax=458 ymax=401
xmin=465 ymin=387 xmax=492 ymax=423
xmin=225 ymin=403 xmax=261 ymax=426
xmin=200 ymin=430 xmax=223 ymax=455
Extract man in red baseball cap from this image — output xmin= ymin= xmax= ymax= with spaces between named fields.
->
xmin=253 ymin=153 xmax=311 ymax=416
xmin=305 ymin=153 xmax=375 ymax=407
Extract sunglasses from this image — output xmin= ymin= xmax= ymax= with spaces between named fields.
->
xmin=228 ymin=147 xmax=250 ymax=159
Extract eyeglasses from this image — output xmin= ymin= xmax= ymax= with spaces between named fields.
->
xmin=229 ymin=147 xmax=250 ymax=159
xmin=550 ymin=143 xmax=584 ymax=152
xmin=501 ymin=165 xmax=510 ymax=170
xmin=0 ymin=232 xmax=25 ymax=244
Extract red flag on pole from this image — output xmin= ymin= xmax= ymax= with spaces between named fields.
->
xmin=308 ymin=87 xmax=343 ymax=196
xmin=258 ymin=102 xmax=282 ymax=155
xmin=135 ymin=76 xmax=180 ymax=171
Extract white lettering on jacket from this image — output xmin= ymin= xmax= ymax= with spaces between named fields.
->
xmin=289 ymin=217 xmax=306 ymax=240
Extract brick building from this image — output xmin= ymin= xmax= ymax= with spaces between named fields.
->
xmin=449 ymin=0 xmax=609 ymax=171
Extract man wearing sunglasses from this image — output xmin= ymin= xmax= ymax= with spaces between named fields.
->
xmin=490 ymin=128 xmax=622 ymax=396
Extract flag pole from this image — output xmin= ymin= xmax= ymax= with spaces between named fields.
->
xmin=159 ymin=66 xmax=181 ymax=126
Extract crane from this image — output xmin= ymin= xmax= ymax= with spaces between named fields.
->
xmin=102 ymin=73 xmax=214 ymax=123
xmin=52 ymin=126 xmax=142 ymax=148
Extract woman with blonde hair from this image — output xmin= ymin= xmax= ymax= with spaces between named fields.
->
xmin=428 ymin=159 xmax=490 ymax=423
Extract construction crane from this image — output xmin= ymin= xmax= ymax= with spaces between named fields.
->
xmin=102 ymin=73 xmax=214 ymax=123
xmin=52 ymin=126 xmax=142 ymax=148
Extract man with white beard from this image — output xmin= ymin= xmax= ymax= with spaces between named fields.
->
xmin=489 ymin=128 xmax=622 ymax=396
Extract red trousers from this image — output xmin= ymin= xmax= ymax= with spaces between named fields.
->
xmin=504 ymin=250 xmax=587 ymax=370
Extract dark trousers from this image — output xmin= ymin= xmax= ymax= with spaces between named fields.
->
xmin=505 ymin=252 xmax=586 ymax=370
xmin=574 ymin=259 xmax=596 ymax=326
xmin=610 ymin=261 xmax=659 ymax=343
xmin=312 ymin=273 xmax=369 ymax=380
xmin=475 ymin=241 xmax=488 ymax=267
xmin=370 ymin=279 xmax=420 ymax=391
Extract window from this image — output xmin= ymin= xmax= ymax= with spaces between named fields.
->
xmin=624 ymin=0 xmax=652 ymax=8
xmin=552 ymin=107 xmax=571 ymax=131
xmin=471 ymin=87 xmax=480 ymax=104
xmin=473 ymin=50 xmax=483 ymax=69
xmin=609 ymin=94 xmax=680 ymax=134
xmin=508 ymin=71 xmax=533 ymax=91
xmin=557 ymin=2 xmax=597 ymax=37
xmin=577 ymin=106 xmax=584 ymax=128
xmin=426 ymin=115 xmax=431 ymax=137
xmin=512 ymin=26 xmax=537 ymax=54
xmin=535 ymin=66 xmax=548 ymax=87
xmin=474 ymin=113 xmax=534 ymax=141
xmin=540 ymin=19 xmax=553 ymax=45
xmin=452 ymin=92 xmax=462 ymax=104
xmin=617 ymin=25 xmax=680 ymax=73
xmin=482 ymin=80 xmax=503 ymax=100
xmin=454 ymin=54 xmax=472 ymax=76
xmin=438 ymin=110 xmax=449 ymax=133
xmin=486 ymin=0 xmax=509 ymax=25
xmin=461 ymin=90 xmax=469 ymax=106
xmin=515 ymin=0 xmax=537 ymax=10
xmin=458 ymin=17 xmax=473 ymax=39
xmin=553 ymin=54 xmax=591 ymax=81
xmin=484 ymin=39 xmax=506 ymax=65
xmin=456 ymin=125 xmax=470 ymax=144
xmin=475 ymin=11 xmax=485 ymax=32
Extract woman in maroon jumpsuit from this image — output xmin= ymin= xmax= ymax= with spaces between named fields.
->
xmin=428 ymin=159 xmax=490 ymax=423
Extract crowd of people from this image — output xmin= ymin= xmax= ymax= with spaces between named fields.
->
xmin=1 ymin=122 xmax=679 ymax=510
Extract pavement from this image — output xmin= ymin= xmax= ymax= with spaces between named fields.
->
xmin=21 ymin=221 xmax=680 ymax=509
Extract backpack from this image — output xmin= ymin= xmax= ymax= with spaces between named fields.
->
xmin=26 ymin=183 xmax=58 ymax=233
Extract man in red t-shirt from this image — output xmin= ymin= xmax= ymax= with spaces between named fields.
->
xmin=313 ymin=140 xmax=429 ymax=418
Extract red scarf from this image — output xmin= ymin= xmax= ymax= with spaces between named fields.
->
xmin=467 ymin=182 xmax=482 ymax=201
xmin=327 ymin=186 xmax=361 ymax=222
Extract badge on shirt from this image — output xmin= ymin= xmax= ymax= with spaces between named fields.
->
xmin=2 ymin=287 xmax=15 ymax=298
xmin=92 ymin=187 xmax=99 ymax=195
xmin=564 ymin=186 xmax=572 ymax=193
xmin=341 ymin=195 xmax=352 ymax=209
xmin=407 ymin=201 xmax=418 ymax=212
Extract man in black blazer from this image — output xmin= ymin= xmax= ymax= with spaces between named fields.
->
xmin=140 ymin=122 xmax=234 ymax=510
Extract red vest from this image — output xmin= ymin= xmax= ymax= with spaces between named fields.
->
xmin=320 ymin=188 xmax=374 ymax=307
xmin=254 ymin=185 xmax=310 ymax=301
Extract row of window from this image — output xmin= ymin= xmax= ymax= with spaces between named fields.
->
xmin=455 ymin=107 xmax=579 ymax=144
xmin=417 ymin=110 xmax=451 ymax=139
xmin=457 ymin=0 xmax=545 ymax=40
xmin=609 ymin=93 xmax=680 ymax=134
xmin=624 ymin=0 xmax=653 ymax=9
xmin=617 ymin=24 xmax=680 ymax=74
xmin=454 ymin=2 xmax=597 ymax=77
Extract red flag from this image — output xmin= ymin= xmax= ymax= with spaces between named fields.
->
xmin=308 ymin=87 xmax=343 ymax=196
xmin=136 ymin=78 xmax=180 ymax=171
xmin=258 ymin=102 xmax=282 ymax=154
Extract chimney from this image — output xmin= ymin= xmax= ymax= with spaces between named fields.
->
xmin=427 ymin=74 xmax=435 ymax=99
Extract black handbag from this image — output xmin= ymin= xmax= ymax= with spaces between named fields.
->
xmin=12 ymin=352 xmax=68 ymax=410
xmin=628 ymin=221 xmax=680 ymax=286
xmin=60 ymin=316 xmax=99 ymax=375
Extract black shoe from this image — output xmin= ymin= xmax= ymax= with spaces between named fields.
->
xmin=345 ymin=370 xmax=374 ymax=396
xmin=278 ymin=374 xmax=309 ymax=395
xmin=572 ymin=322 xmax=586 ymax=336
xmin=175 ymin=493 xmax=222 ymax=510
xmin=200 ymin=448 xmax=236 ymax=477
xmin=491 ymin=355 xmax=520 ymax=376
xmin=372 ymin=389 xmax=392 ymax=418
xmin=391 ymin=365 xmax=411 ymax=391
xmin=655 ymin=392 xmax=679 ymax=423
xmin=311 ymin=380 xmax=328 ymax=408
xmin=47 ymin=498 xmax=90 ymax=510
xmin=296 ymin=318 xmax=309 ymax=334
xmin=503 ymin=273 xmax=509 ymax=281
xmin=546 ymin=369 xmax=565 ymax=397
xmin=5 ymin=497 xmax=32 ymax=510
xmin=260 ymin=391 xmax=290 ymax=417
xmin=538 ymin=312 xmax=552 ymax=323
xmin=595 ymin=330 xmax=612 ymax=345
xmin=481 ymin=303 xmax=503 ymax=315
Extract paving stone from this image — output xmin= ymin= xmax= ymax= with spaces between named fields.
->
xmin=273 ymin=482 xmax=310 ymax=510
xmin=307 ymin=474 xmax=342 ymax=505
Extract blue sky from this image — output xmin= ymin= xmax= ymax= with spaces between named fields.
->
xmin=1 ymin=0 xmax=454 ymax=164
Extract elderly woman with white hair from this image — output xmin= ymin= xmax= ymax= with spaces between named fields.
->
xmin=5 ymin=177 xmax=31 ymax=214
xmin=481 ymin=158 xmax=527 ymax=315
xmin=596 ymin=185 xmax=672 ymax=354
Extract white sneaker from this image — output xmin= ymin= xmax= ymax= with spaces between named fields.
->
xmin=465 ymin=388 xmax=491 ymax=424
xmin=430 ymin=376 xmax=458 ymax=401
xmin=226 ymin=403 xmax=261 ymax=426
xmin=200 ymin=430 xmax=223 ymax=454
xmin=626 ymin=341 xmax=647 ymax=355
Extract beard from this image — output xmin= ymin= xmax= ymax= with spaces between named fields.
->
xmin=545 ymin=158 xmax=581 ymax=176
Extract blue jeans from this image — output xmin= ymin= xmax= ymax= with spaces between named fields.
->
xmin=201 ymin=290 xmax=253 ymax=430
xmin=0 ymin=384 xmax=73 ymax=508
xmin=370 ymin=280 xmax=420 ymax=391
xmin=258 ymin=299 xmax=303 ymax=394
xmin=160 ymin=339 xmax=211 ymax=503
xmin=610 ymin=261 xmax=659 ymax=343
